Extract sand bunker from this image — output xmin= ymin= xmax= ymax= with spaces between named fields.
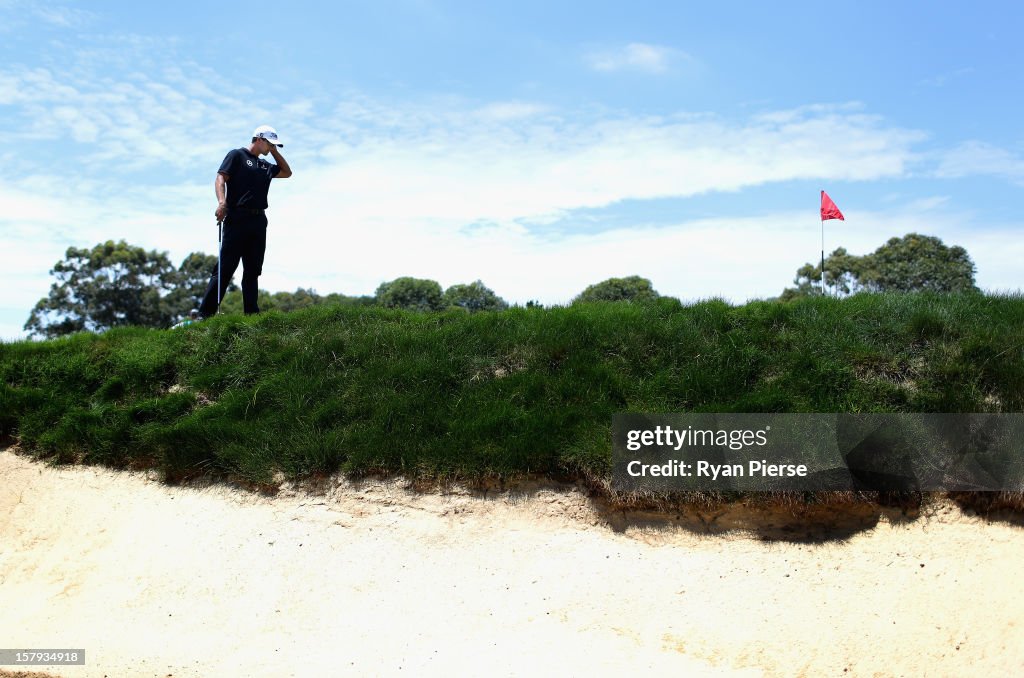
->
xmin=2 ymin=449 xmax=1023 ymax=677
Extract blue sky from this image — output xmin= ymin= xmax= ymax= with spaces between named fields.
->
xmin=2 ymin=1 xmax=1023 ymax=340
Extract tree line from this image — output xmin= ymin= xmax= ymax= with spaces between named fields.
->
xmin=780 ymin=233 xmax=977 ymax=300
xmin=23 ymin=233 xmax=978 ymax=338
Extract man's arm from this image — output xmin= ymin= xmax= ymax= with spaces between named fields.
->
xmin=267 ymin=145 xmax=292 ymax=178
xmin=215 ymin=172 xmax=229 ymax=222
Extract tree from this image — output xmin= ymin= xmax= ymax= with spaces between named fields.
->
xmin=218 ymin=288 xmax=375 ymax=315
xmin=25 ymin=242 xmax=229 ymax=336
xmin=25 ymin=240 xmax=180 ymax=337
xmin=375 ymin=277 xmax=446 ymax=311
xmin=782 ymin=233 xmax=978 ymax=299
xmin=573 ymin=276 xmax=660 ymax=303
xmin=783 ymin=247 xmax=865 ymax=299
xmin=163 ymin=252 xmax=225 ymax=320
xmin=443 ymin=280 xmax=508 ymax=312
xmin=860 ymin=233 xmax=977 ymax=293
xmin=220 ymin=288 xmax=331 ymax=314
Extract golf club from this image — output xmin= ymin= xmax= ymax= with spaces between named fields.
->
xmin=217 ymin=218 xmax=223 ymax=309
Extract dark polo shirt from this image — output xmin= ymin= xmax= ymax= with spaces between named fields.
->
xmin=218 ymin=148 xmax=281 ymax=209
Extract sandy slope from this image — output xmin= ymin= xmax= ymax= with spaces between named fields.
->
xmin=1 ymin=449 xmax=1022 ymax=678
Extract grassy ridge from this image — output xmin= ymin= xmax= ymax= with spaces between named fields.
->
xmin=2 ymin=293 xmax=1023 ymax=486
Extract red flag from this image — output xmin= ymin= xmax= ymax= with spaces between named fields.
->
xmin=820 ymin=190 xmax=845 ymax=221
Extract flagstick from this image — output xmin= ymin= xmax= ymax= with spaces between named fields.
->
xmin=820 ymin=217 xmax=826 ymax=295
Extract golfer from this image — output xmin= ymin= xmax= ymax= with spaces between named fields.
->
xmin=198 ymin=125 xmax=292 ymax=318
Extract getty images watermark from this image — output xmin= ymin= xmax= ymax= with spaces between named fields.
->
xmin=612 ymin=414 xmax=1024 ymax=492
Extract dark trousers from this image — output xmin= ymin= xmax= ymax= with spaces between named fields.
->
xmin=198 ymin=211 xmax=268 ymax=317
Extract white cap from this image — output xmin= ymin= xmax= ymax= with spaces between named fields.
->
xmin=253 ymin=125 xmax=284 ymax=147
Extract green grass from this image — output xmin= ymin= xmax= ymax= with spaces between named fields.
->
xmin=3 ymin=293 xmax=1023 ymax=488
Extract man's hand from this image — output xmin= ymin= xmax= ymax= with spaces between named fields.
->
xmin=265 ymin=142 xmax=293 ymax=178
xmin=215 ymin=172 xmax=228 ymax=221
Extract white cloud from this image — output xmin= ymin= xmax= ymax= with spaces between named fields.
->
xmin=901 ymin=196 xmax=951 ymax=211
xmin=283 ymin=99 xmax=316 ymax=118
xmin=0 ymin=1 xmax=94 ymax=35
xmin=239 ymin=95 xmax=934 ymax=305
xmin=0 ymin=89 xmax=936 ymax=339
xmin=586 ymin=43 xmax=689 ymax=74
xmin=256 ymin=203 xmax=1018 ymax=309
xmin=3 ymin=187 xmax=1019 ymax=342
xmin=33 ymin=5 xmax=94 ymax=28
xmin=919 ymin=67 xmax=974 ymax=88
xmin=935 ymin=141 xmax=1024 ymax=185
xmin=473 ymin=101 xmax=549 ymax=122
xmin=1 ymin=50 xmax=921 ymax=193
xmin=3 ymin=46 xmax=1020 ymax=340
xmin=0 ymin=63 xmax=267 ymax=173
xmin=0 ymin=67 xmax=79 ymax=105
xmin=280 ymin=101 xmax=923 ymax=232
